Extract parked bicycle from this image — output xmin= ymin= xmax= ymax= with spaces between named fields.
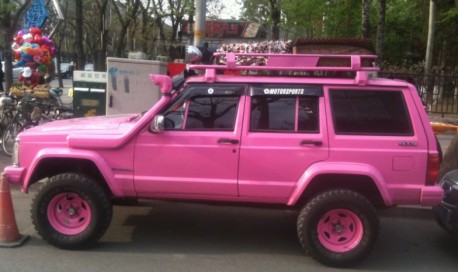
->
xmin=1 ymin=87 xmax=74 ymax=156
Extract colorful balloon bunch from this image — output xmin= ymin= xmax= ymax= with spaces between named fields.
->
xmin=11 ymin=27 xmax=55 ymax=72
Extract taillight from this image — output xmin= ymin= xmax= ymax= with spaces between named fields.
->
xmin=426 ymin=154 xmax=440 ymax=185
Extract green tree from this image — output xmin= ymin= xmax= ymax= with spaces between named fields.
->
xmin=383 ymin=0 xmax=426 ymax=65
xmin=241 ymin=0 xmax=282 ymax=39
xmin=323 ymin=0 xmax=362 ymax=38
xmin=435 ymin=0 xmax=458 ymax=68
xmin=282 ymin=0 xmax=324 ymax=39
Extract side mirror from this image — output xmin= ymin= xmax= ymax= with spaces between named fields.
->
xmin=151 ymin=115 xmax=164 ymax=133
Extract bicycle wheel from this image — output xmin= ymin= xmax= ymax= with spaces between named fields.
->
xmin=2 ymin=121 xmax=32 ymax=156
xmin=0 ymin=123 xmax=4 ymax=144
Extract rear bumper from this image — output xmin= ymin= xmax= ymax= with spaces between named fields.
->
xmin=420 ymin=186 xmax=444 ymax=206
xmin=3 ymin=165 xmax=26 ymax=186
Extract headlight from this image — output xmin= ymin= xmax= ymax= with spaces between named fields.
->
xmin=12 ymin=139 xmax=19 ymax=166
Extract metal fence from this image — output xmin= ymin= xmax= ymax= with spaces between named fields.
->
xmin=380 ymin=72 xmax=458 ymax=116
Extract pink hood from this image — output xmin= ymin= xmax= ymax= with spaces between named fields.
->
xmin=26 ymin=114 xmax=141 ymax=134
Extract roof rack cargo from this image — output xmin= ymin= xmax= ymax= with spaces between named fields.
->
xmin=189 ymin=53 xmax=379 ymax=85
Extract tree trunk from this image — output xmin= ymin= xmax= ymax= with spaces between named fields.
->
xmin=425 ymin=0 xmax=436 ymax=74
xmin=112 ymin=0 xmax=141 ymax=57
xmin=269 ymin=0 xmax=281 ymax=40
xmin=95 ymin=0 xmax=110 ymax=71
xmin=140 ymin=1 xmax=152 ymax=54
xmin=375 ymin=0 xmax=386 ymax=60
xmin=75 ymin=0 xmax=85 ymax=70
xmin=361 ymin=0 xmax=372 ymax=38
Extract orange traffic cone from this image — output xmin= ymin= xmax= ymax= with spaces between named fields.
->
xmin=0 ymin=173 xmax=28 ymax=247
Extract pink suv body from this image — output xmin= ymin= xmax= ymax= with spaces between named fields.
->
xmin=4 ymin=53 xmax=443 ymax=268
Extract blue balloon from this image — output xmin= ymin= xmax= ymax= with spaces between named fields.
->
xmin=16 ymin=60 xmax=26 ymax=67
xmin=21 ymin=53 xmax=33 ymax=62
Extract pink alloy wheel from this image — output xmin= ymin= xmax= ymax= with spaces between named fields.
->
xmin=317 ymin=208 xmax=364 ymax=253
xmin=47 ymin=193 xmax=92 ymax=235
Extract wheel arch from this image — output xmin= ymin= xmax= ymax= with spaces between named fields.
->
xmin=23 ymin=150 xmax=121 ymax=196
xmin=30 ymin=158 xmax=109 ymax=192
xmin=288 ymin=162 xmax=393 ymax=208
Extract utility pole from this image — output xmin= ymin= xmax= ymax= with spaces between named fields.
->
xmin=188 ymin=0 xmax=194 ymax=45
xmin=193 ymin=0 xmax=206 ymax=47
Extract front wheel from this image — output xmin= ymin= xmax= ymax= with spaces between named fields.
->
xmin=297 ymin=189 xmax=380 ymax=268
xmin=31 ymin=173 xmax=113 ymax=249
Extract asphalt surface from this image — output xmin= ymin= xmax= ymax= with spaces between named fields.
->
xmin=3 ymin=181 xmax=458 ymax=272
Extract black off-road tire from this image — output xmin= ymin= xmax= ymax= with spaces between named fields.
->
xmin=297 ymin=189 xmax=380 ymax=268
xmin=31 ymin=173 xmax=113 ymax=249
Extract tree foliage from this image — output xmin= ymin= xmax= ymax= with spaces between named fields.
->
xmin=0 ymin=0 xmax=456 ymax=76
xmin=241 ymin=0 xmax=456 ymax=68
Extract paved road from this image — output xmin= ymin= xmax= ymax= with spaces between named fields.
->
xmin=2 ymin=185 xmax=458 ymax=272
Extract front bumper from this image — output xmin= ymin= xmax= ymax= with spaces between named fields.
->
xmin=434 ymin=178 xmax=458 ymax=226
xmin=3 ymin=165 xmax=26 ymax=186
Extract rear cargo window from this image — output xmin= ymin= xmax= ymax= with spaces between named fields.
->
xmin=250 ymin=96 xmax=319 ymax=132
xmin=330 ymin=89 xmax=413 ymax=135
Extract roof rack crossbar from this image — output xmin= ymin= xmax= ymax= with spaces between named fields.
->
xmin=190 ymin=53 xmax=379 ymax=72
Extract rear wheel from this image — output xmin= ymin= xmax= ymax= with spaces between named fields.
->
xmin=297 ymin=189 xmax=379 ymax=268
xmin=31 ymin=173 xmax=113 ymax=249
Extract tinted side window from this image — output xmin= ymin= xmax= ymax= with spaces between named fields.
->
xmin=330 ymin=89 xmax=413 ymax=135
xmin=163 ymin=85 xmax=242 ymax=131
xmin=250 ymin=96 xmax=319 ymax=132
xmin=186 ymin=96 xmax=239 ymax=130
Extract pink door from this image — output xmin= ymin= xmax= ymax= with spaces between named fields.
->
xmin=238 ymin=85 xmax=329 ymax=203
xmin=133 ymin=84 xmax=244 ymax=198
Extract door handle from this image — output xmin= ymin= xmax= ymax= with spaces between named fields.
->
xmin=300 ymin=140 xmax=323 ymax=146
xmin=218 ymin=138 xmax=239 ymax=145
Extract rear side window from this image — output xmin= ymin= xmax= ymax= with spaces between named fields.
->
xmin=330 ymin=89 xmax=413 ymax=135
xmin=249 ymin=85 xmax=321 ymax=133
xmin=251 ymin=96 xmax=319 ymax=132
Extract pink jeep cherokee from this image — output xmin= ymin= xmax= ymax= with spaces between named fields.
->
xmin=4 ymin=53 xmax=443 ymax=268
